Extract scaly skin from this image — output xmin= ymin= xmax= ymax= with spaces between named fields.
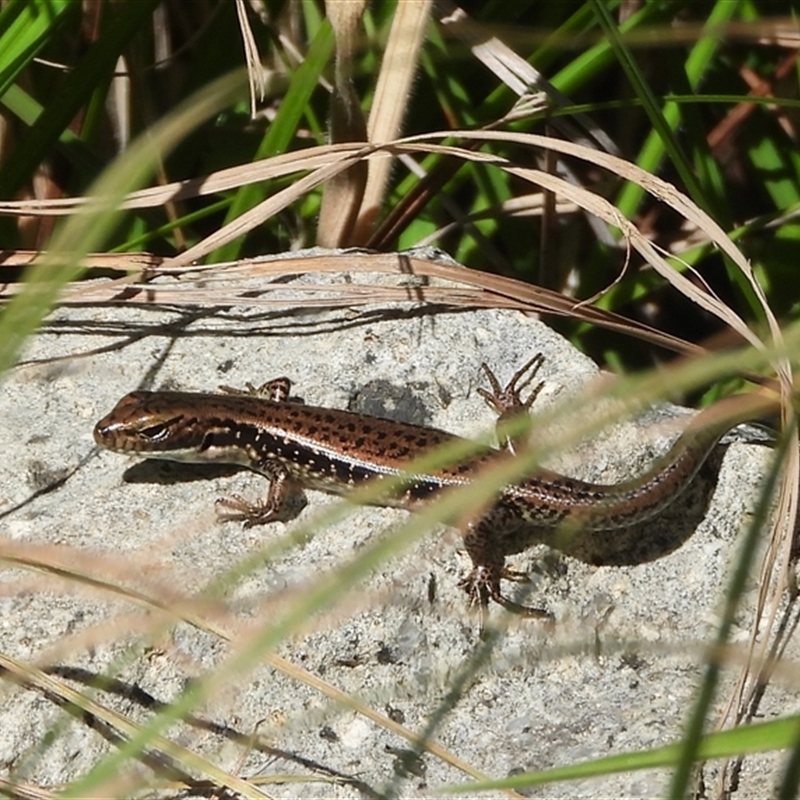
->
xmin=93 ymin=357 xmax=779 ymax=614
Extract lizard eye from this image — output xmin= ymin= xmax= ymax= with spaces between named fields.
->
xmin=138 ymin=422 xmax=171 ymax=442
xmin=138 ymin=414 xmax=183 ymax=442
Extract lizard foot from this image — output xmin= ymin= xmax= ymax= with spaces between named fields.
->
xmin=458 ymin=566 xmax=553 ymax=619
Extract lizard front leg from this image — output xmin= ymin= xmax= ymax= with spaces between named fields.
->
xmin=218 ymin=376 xmax=294 ymax=402
xmin=215 ymin=458 xmax=304 ymax=528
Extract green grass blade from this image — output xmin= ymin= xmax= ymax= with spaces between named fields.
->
xmin=442 ymin=716 xmax=800 ymax=793
xmin=0 ymin=68 xmax=247 ymax=379
xmin=591 ymin=0 xmax=734 ymax=220
xmin=211 ymin=19 xmax=335 ymax=262
xmin=0 ymin=0 xmax=75 ymax=99
xmin=0 ymin=0 xmax=161 ymax=200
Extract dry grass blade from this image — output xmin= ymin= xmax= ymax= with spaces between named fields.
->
xmin=3 ymin=130 xmax=774 ymax=352
xmin=354 ymin=0 xmax=432 ymax=241
xmin=0 ymin=144 xmax=359 ymax=216
xmin=0 ymin=649 xmax=275 ymax=799
xmin=436 ymin=1 xmax=617 ymax=155
xmin=3 ymin=131 xmax=792 ymax=390
xmin=0 ymin=776 xmax=56 ymax=800
xmin=317 ymin=0 xmax=368 ymax=246
xmin=235 ymin=0 xmax=268 ymax=119
xmin=0 ymin=539 xmax=510 ymax=794
xmin=22 ymin=249 xmax=702 ymax=360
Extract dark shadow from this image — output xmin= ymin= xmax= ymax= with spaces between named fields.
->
xmin=121 ymin=459 xmax=308 ymax=523
xmin=19 ymin=302 xmax=477 ymax=368
xmin=122 ymin=459 xmax=244 ymax=486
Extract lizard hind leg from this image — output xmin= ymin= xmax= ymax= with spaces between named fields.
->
xmin=460 ymin=514 xmax=553 ymax=619
xmin=478 ymin=353 xmax=546 ymax=417
xmin=478 ymin=354 xmax=546 ymax=455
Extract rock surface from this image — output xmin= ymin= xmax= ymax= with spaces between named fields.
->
xmin=0 ymin=263 xmax=790 ymax=798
